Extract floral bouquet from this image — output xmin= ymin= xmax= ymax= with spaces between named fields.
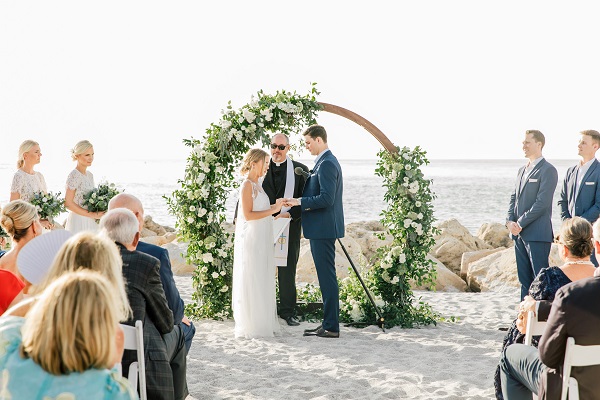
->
xmin=30 ymin=191 xmax=66 ymax=222
xmin=0 ymin=224 xmax=7 ymax=238
xmin=82 ymin=182 xmax=122 ymax=213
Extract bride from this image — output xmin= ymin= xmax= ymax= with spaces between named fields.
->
xmin=232 ymin=148 xmax=283 ymax=339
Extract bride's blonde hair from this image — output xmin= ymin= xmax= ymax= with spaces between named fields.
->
xmin=239 ymin=148 xmax=269 ymax=175
xmin=71 ymin=140 xmax=93 ymax=161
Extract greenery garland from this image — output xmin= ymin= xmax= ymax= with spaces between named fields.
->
xmin=168 ymin=84 xmax=441 ymax=327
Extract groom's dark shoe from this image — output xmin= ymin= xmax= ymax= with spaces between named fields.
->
xmin=304 ymin=327 xmax=339 ymax=338
xmin=284 ymin=316 xmax=300 ymax=326
xmin=303 ymin=325 xmax=322 ymax=333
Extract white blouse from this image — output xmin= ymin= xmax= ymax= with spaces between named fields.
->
xmin=10 ymin=170 xmax=48 ymax=202
xmin=66 ymin=169 xmax=95 ymax=207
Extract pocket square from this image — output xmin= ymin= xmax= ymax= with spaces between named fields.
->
xmin=528 ymin=178 xmax=538 ymax=183
xmin=585 ymin=182 xmax=595 ymax=185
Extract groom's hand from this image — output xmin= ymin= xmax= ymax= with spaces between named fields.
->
xmin=283 ymin=198 xmax=300 ymax=207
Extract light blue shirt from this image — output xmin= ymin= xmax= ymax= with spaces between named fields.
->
xmin=0 ymin=316 xmax=137 ymax=400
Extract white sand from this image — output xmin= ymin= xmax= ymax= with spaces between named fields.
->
xmin=175 ymin=275 xmax=517 ymax=400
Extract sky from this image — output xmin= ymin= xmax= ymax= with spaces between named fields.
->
xmin=1 ymin=1 xmax=600 ymax=166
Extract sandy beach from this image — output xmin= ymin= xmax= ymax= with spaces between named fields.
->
xmin=175 ymin=275 xmax=517 ymax=400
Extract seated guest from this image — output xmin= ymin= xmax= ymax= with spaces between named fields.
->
xmin=109 ymin=193 xmax=196 ymax=353
xmin=494 ymin=216 xmax=596 ymax=399
xmin=500 ymin=218 xmax=600 ymax=399
xmin=100 ymin=208 xmax=188 ymax=400
xmin=0 ymin=270 xmax=136 ymax=399
xmin=0 ymin=269 xmax=24 ymax=315
xmin=7 ymin=231 xmax=130 ymax=320
xmin=0 ymin=200 xmax=43 ymax=278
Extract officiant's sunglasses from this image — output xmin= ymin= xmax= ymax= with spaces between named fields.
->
xmin=270 ymin=144 xmax=287 ymax=151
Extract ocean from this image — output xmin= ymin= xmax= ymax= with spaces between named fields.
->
xmin=0 ymin=158 xmax=578 ymax=235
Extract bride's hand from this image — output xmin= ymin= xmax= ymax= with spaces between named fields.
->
xmin=273 ymin=198 xmax=284 ymax=213
xmin=275 ymin=212 xmax=291 ymax=220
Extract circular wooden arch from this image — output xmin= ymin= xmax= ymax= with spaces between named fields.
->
xmin=318 ymin=102 xmax=397 ymax=153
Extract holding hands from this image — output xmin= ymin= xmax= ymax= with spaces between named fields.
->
xmin=283 ymin=198 xmax=300 ymax=207
xmin=516 ymin=295 xmax=537 ymax=334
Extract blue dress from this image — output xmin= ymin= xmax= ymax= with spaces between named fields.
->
xmin=0 ymin=316 xmax=137 ymax=400
xmin=494 ymin=266 xmax=572 ymax=400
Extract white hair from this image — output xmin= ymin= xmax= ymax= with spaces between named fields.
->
xmin=99 ymin=208 xmax=139 ymax=245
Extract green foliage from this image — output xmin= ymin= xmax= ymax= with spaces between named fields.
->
xmin=30 ymin=191 xmax=66 ymax=220
xmin=169 ymin=85 xmax=441 ymax=328
xmin=166 ymin=85 xmax=322 ymax=319
xmin=82 ymin=182 xmax=122 ymax=212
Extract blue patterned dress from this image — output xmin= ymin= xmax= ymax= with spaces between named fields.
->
xmin=0 ymin=316 xmax=137 ymax=400
xmin=493 ymin=266 xmax=572 ymax=400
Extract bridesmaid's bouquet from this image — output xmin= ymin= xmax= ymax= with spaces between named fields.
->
xmin=30 ymin=191 xmax=66 ymax=222
xmin=82 ymin=182 xmax=122 ymax=212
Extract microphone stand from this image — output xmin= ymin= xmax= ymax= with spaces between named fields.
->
xmin=337 ymin=238 xmax=385 ymax=332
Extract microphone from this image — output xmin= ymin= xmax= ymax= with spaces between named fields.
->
xmin=294 ymin=167 xmax=310 ymax=179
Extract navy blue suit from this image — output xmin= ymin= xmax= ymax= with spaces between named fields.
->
xmin=558 ymin=159 xmax=600 ymax=266
xmin=507 ymin=158 xmax=558 ymax=300
xmin=137 ymin=241 xmax=196 ymax=353
xmin=301 ymin=150 xmax=344 ymax=332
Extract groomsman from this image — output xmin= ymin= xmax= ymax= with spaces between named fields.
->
xmin=506 ymin=130 xmax=558 ymax=300
xmin=263 ymin=133 xmax=308 ymax=326
xmin=558 ymin=130 xmax=600 ymax=266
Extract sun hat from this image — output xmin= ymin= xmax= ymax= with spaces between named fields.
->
xmin=17 ymin=230 xmax=73 ymax=284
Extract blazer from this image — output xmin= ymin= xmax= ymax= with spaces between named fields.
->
xmin=301 ymin=150 xmax=345 ymax=240
xmin=507 ymin=158 xmax=558 ymax=242
xmin=119 ymin=244 xmax=175 ymax=400
xmin=538 ymin=276 xmax=600 ymax=399
xmin=137 ymin=241 xmax=184 ymax=325
xmin=558 ymin=159 xmax=600 ymax=223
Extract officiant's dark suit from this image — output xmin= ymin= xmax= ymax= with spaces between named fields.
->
xmin=263 ymin=156 xmax=308 ymax=323
xmin=507 ymin=131 xmax=558 ymax=300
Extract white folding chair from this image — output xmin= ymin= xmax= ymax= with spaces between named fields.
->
xmin=119 ymin=321 xmax=147 ymax=400
xmin=524 ymin=310 xmax=547 ymax=346
xmin=561 ymin=337 xmax=600 ymax=400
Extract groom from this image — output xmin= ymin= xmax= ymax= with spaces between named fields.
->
xmin=285 ymin=124 xmax=345 ymax=338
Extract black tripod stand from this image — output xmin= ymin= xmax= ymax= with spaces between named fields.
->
xmin=337 ymin=238 xmax=385 ymax=332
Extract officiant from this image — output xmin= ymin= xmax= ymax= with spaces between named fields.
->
xmin=264 ymin=134 xmax=308 ymax=326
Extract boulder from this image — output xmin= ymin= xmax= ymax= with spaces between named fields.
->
xmin=460 ymin=248 xmax=506 ymax=279
xmin=431 ymin=219 xmax=491 ymax=276
xmin=144 ymin=215 xmax=167 ymax=236
xmin=164 ymin=240 xmax=194 ymax=274
xmin=140 ymin=228 xmax=157 ymax=238
xmin=345 ymin=221 xmax=393 ymax=261
xmin=466 ymin=243 xmax=563 ymax=292
xmin=140 ymin=235 xmax=169 ymax=246
xmin=411 ymin=256 xmax=468 ymax=292
xmin=476 ymin=223 xmax=513 ymax=248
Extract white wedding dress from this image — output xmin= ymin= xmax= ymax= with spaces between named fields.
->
xmin=64 ymin=169 xmax=99 ymax=233
xmin=232 ymin=180 xmax=281 ymax=339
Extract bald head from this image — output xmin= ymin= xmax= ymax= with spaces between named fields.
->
xmin=108 ymin=193 xmax=144 ymax=232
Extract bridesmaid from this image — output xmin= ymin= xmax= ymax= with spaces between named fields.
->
xmin=64 ymin=140 xmax=104 ymax=233
xmin=10 ymin=140 xmax=52 ymax=229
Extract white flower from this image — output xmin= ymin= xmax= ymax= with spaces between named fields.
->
xmin=196 ymin=173 xmax=205 ymax=183
xmin=187 ymin=216 xmax=195 ymax=223
xmin=36 ymin=205 xmax=42 ymax=212
xmin=403 ymin=218 xmax=412 ymax=228
xmin=405 ymin=164 xmax=412 ymax=170
xmin=415 ymin=201 xmax=421 ymax=207
xmin=220 ymin=285 xmax=229 ymax=292
xmin=391 ymin=246 xmax=403 ymax=257
xmin=211 ymin=272 xmax=219 ymax=279
xmin=391 ymin=276 xmax=400 ymax=285
xmin=201 ymin=266 xmax=208 ymax=273
xmin=398 ymin=254 xmax=406 ymax=264
xmin=220 ymin=119 xmax=232 ymax=129
xmin=202 ymin=253 xmax=213 ymax=263
xmin=220 ymin=270 xmax=226 ymax=276
xmin=403 ymin=153 xmax=411 ymax=160
xmin=197 ymin=208 xmax=207 ymax=218
xmin=417 ymin=213 xmax=423 ymax=220
xmin=42 ymin=197 xmax=48 ymax=203
xmin=350 ymin=304 xmax=363 ymax=321
xmin=189 ymin=205 xmax=196 ymax=212
xmin=187 ymin=191 xmax=195 ymax=200
xmin=242 ymin=108 xmax=256 ymax=123
xmin=390 ymin=170 xmax=397 ymax=180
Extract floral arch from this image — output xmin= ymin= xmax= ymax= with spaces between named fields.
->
xmin=167 ymin=84 xmax=440 ymax=327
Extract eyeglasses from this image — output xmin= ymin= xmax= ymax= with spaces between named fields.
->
xmin=270 ymin=144 xmax=287 ymax=151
